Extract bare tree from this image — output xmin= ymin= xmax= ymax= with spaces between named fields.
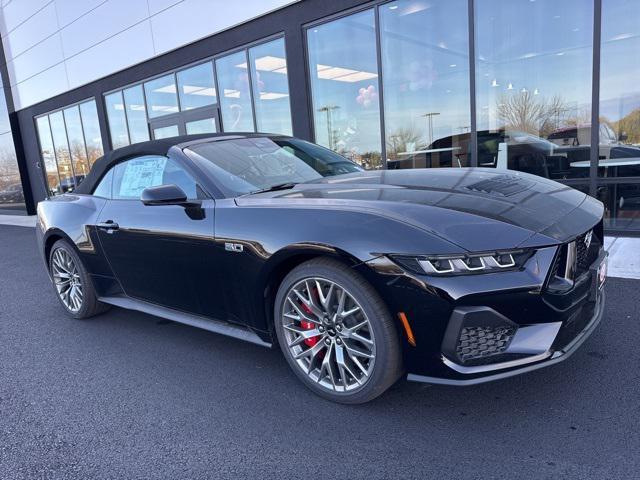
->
xmin=497 ymin=92 xmax=571 ymax=136
xmin=386 ymin=126 xmax=426 ymax=159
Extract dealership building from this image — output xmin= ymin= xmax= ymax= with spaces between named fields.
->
xmin=0 ymin=0 xmax=638 ymax=234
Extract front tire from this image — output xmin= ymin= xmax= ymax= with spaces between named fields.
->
xmin=274 ymin=258 xmax=402 ymax=404
xmin=49 ymin=239 xmax=109 ymax=319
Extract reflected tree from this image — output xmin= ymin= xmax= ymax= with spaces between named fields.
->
xmin=497 ymin=91 xmax=571 ymax=137
xmin=386 ymin=127 xmax=426 ymax=160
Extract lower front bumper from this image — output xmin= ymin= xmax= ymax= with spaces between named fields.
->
xmin=407 ymin=291 xmax=605 ymax=386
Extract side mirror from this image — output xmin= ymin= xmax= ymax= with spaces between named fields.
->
xmin=618 ymin=132 xmax=628 ymax=142
xmin=141 ymin=184 xmax=189 ymax=206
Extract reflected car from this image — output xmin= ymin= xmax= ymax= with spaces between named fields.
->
xmin=388 ymin=130 xmax=585 ymax=179
xmin=37 ymin=133 xmax=607 ymax=403
xmin=0 ymin=182 xmax=25 ymax=204
xmin=58 ymin=175 xmax=86 ymax=193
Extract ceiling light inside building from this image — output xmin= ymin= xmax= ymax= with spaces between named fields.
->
xmin=236 ymin=56 xmax=288 ymax=74
xmin=223 ymin=89 xmax=241 ymax=98
xmin=260 ymin=92 xmax=289 ymax=100
xmin=182 ymin=85 xmax=217 ymax=96
xmin=153 ymin=85 xmax=178 ymax=94
xmin=316 ymin=64 xmax=378 ymax=83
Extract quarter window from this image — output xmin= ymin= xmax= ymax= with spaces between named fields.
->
xmin=93 ymin=168 xmax=114 ymax=198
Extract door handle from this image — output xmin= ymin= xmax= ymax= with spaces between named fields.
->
xmin=96 ymin=221 xmax=119 ymax=232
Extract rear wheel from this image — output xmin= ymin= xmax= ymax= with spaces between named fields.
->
xmin=49 ymin=239 xmax=109 ymax=319
xmin=274 ymin=258 xmax=402 ymax=404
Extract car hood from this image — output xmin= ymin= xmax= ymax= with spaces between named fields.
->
xmin=235 ymin=168 xmax=603 ymax=252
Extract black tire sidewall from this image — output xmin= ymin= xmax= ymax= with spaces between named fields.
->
xmin=49 ymin=239 xmax=100 ymax=319
xmin=274 ymin=258 xmax=402 ymax=404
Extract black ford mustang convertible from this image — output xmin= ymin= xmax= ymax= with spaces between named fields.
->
xmin=36 ymin=133 xmax=607 ymax=403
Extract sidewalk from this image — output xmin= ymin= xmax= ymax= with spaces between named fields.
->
xmin=1 ymin=214 xmax=638 ymax=279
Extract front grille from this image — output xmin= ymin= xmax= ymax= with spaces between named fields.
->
xmin=575 ymin=231 xmax=598 ymax=273
xmin=456 ymin=325 xmax=516 ymax=363
xmin=547 ymin=226 xmax=601 ymax=289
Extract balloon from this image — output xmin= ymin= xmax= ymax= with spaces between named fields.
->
xmin=356 ymin=85 xmax=377 ymax=108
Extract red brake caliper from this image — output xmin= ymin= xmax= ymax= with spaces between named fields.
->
xmin=300 ymin=302 xmax=319 ymax=347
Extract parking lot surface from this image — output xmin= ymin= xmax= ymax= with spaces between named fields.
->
xmin=1 ymin=224 xmax=638 ymax=479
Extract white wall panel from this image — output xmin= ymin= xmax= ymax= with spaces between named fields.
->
xmin=13 ymin=62 xmax=69 ymax=109
xmin=0 ymin=0 xmax=51 ymax=37
xmin=7 ymin=34 xmax=65 ymax=86
xmin=151 ymin=0 xmax=297 ymax=55
xmin=55 ymin=0 xmax=107 ymax=29
xmin=1 ymin=0 xmax=298 ymax=110
xmin=60 ymin=0 xmax=149 ymax=58
xmin=147 ymin=0 xmax=183 ymax=16
xmin=65 ymin=20 xmax=155 ymax=90
xmin=3 ymin=2 xmax=59 ymax=59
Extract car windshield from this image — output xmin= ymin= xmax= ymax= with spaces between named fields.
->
xmin=185 ymin=136 xmax=363 ymax=197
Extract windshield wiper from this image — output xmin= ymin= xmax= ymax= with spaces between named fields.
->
xmin=244 ymin=182 xmax=297 ymax=196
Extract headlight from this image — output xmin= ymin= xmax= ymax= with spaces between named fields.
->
xmin=389 ymin=250 xmax=533 ymax=276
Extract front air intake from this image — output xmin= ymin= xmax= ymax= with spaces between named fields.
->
xmin=456 ymin=325 xmax=516 ymax=363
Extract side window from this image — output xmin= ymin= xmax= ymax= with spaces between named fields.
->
xmin=92 ymin=168 xmax=114 ymax=198
xmin=112 ymin=155 xmax=201 ymax=201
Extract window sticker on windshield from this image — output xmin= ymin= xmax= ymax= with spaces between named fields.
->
xmin=119 ymin=157 xmax=167 ymax=198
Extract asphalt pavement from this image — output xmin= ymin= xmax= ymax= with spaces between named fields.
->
xmin=0 ymin=224 xmax=638 ymax=479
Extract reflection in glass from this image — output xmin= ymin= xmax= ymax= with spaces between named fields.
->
xmin=475 ymin=0 xmax=593 ymax=179
xmin=0 ymin=90 xmax=10 ymax=134
xmin=249 ymin=38 xmax=292 ymax=135
xmin=598 ymin=0 xmax=640 ymax=178
xmin=105 ymin=91 xmax=130 ymax=149
xmin=124 ymin=85 xmax=150 ymax=144
xmin=144 ymin=74 xmax=180 ymax=118
xmin=63 ymin=106 xmax=91 ymax=182
xmin=49 ymin=111 xmax=76 ymax=192
xmin=216 ymin=51 xmax=255 ymax=132
xmin=380 ymin=0 xmax=471 ymax=170
xmin=0 ymin=132 xmax=25 ymax=209
xmin=36 ymin=116 xmax=60 ymax=195
xmin=186 ymin=117 xmax=217 ymax=135
xmin=80 ymin=100 xmax=104 ymax=165
xmin=307 ymin=10 xmax=382 ymax=168
xmin=597 ymin=183 xmax=640 ymax=230
xmin=153 ymin=124 xmax=180 ymax=139
xmin=177 ymin=62 xmax=217 ymax=111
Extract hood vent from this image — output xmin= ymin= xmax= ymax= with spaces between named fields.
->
xmin=464 ymin=174 xmax=534 ymax=197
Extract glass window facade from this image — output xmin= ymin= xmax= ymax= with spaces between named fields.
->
xmin=63 ymin=105 xmax=91 ymax=179
xmin=307 ymin=10 xmax=383 ymax=169
xmin=144 ymin=74 xmax=180 ymax=118
xmin=177 ymin=62 xmax=217 ymax=111
xmin=105 ymin=91 xmax=129 ymax=149
xmin=380 ymin=0 xmax=471 ymax=169
xmin=123 ymin=85 xmax=150 ymax=144
xmin=104 ymin=37 xmax=293 ymax=150
xmin=0 ymin=131 xmax=25 ymax=211
xmin=216 ymin=51 xmax=256 ymax=132
xmin=35 ymin=99 xmax=104 ymax=195
xmin=0 ymin=74 xmax=25 ymax=211
xmin=19 ymin=4 xmax=638 ymax=233
xmin=185 ymin=117 xmax=217 ymax=135
xmin=249 ymin=38 xmax=293 ymax=136
xmin=475 ymin=0 xmax=593 ymax=179
xmin=598 ymin=0 xmax=640 ymax=230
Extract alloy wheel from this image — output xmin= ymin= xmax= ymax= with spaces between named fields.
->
xmin=281 ymin=277 xmax=376 ymax=392
xmin=51 ymin=248 xmax=83 ymax=313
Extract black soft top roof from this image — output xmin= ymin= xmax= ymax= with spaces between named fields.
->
xmin=74 ymin=132 xmax=273 ymax=194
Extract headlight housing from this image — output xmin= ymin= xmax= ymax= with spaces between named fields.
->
xmin=390 ymin=249 xmax=533 ymax=276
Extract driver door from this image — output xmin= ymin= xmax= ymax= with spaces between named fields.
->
xmin=96 ymin=154 xmax=216 ymax=315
